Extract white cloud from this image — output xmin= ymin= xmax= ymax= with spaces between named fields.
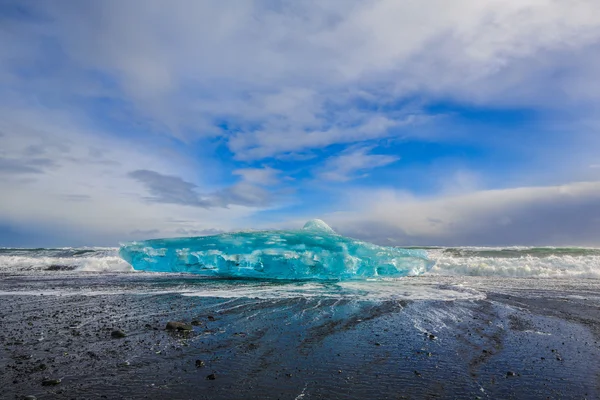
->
xmin=233 ymin=167 xmax=280 ymax=186
xmin=9 ymin=0 xmax=599 ymax=159
xmin=439 ymin=169 xmax=483 ymax=195
xmin=228 ymin=113 xmax=414 ymax=160
xmin=0 ymin=106 xmax=264 ymax=245
xmin=322 ymin=181 xmax=600 ymax=246
xmin=317 ymin=146 xmax=399 ymax=182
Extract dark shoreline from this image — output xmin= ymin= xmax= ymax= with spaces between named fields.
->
xmin=2 ymin=275 xmax=600 ymax=399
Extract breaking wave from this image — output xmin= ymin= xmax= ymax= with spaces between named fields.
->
xmin=426 ymin=247 xmax=600 ymax=278
xmin=2 ymin=246 xmax=600 ymax=279
xmin=0 ymin=247 xmax=132 ymax=273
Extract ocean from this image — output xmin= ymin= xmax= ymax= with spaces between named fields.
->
xmin=3 ymin=245 xmax=600 ymax=277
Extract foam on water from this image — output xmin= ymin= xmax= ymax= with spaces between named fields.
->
xmin=0 ymin=247 xmax=132 ymax=273
xmin=3 ymin=244 xmax=600 ymax=280
xmin=0 ymin=277 xmax=486 ymax=301
xmin=428 ymin=248 xmax=600 ymax=278
xmin=4 ymin=242 xmax=600 ymax=305
xmin=180 ymin=280 xmax=485 ymax=301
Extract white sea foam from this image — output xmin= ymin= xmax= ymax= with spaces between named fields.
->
xmin=0 ymin=248 xmax=132 ymax=273
xmin=427 ymin=250 xmax=600 ymax=278
xmin=181 ymin=280 xmax=486 ymax=301
xmin=2 ymin=246 xmax=600 ymax=279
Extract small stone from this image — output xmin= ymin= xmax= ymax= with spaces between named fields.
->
xmin=207 ymin=315 xmax=216 ymax=321
xmin=374 ymin=342 xmax=381 ymax=346
xmin=206 ymin=373 xmax=217 ymax=380
xmin=506 ymin=371 xmax=516 ymax=377
xmin=35 ymin=363 xmax=47 ymax=371
xmin=195 ymin=359 xmax=205 ymax=368
xmin=42 ymin=378 xmax=62 ymax=386
xmin=414 ymin=370 xmax=421 ymax=377
xmin=111 ymin=330 xmax=126 ymax=338
xmin=166 ymin=321 xmax=193 ymax=331
xmin=23 ymin=396 xmax=37 ymax=400
xmin=191 ymin=320 xmax=202 ymax=326
xmin=428 ymin=334 xmax=437 ymax=340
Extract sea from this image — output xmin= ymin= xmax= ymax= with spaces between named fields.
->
xmin=2 ymin=246 xmax=600 ymax=300
xmin=3 ymin=246 xmax=600 ymax=276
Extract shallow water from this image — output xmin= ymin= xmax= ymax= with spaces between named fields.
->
xmin=2 ymin=274 xmax=600 ymax=399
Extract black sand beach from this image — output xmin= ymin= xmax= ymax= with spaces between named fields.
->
xmin=2 ymin=273 xmax=600 ymax=399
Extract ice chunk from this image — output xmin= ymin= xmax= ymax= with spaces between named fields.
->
xmin=119 ymin=220 xmax=432 ymax=280
xmin=302 ymin=219 xmax=336 ymax=234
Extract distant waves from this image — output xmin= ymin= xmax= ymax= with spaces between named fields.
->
xmin=2 ymin=246 xmax=600 ymax=279
xmin=426 ymin=247 xmax=600 ymax=278
xmin=0 ymin=247 xmax=132 ymax=273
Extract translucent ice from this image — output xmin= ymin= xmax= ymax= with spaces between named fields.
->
xmin=119 ymin=220 xmax=432 ymax=280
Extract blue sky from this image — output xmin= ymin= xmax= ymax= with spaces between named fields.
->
xmin=2 ymin=0 xmax=600 ymax=247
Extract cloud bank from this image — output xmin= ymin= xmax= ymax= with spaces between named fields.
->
xmin=326 ymin=181 xmax=600 ymax=246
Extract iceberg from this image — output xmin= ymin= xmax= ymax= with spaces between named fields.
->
xmin=119 ymin=220 xmax=432 ymax=280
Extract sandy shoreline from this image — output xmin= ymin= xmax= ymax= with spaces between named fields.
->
xmin=2 ymin=274 xmax=600 ymax=399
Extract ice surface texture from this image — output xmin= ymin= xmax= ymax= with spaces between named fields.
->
xmin=119 ymin=220 xmax=432 ymax=280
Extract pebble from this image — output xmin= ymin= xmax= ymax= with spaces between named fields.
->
xmin=111 ymin=330 xmax=126 ymax=339
xmin=166 ymin=321 xmax=193 ymax=331
xmin=41 ymin=377 xmax=62 ymax=386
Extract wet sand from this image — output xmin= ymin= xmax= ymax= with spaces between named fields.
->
xmin=2 ymin=274 xmax=600 ymax=399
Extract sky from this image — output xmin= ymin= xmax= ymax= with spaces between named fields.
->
xmin=2 ymin=0 xmax=600 ymax=247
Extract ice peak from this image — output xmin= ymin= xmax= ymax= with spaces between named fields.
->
xmin=302 ymin=219 xmax=336 ymax=235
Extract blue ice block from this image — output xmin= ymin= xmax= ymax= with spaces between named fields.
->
xmin=119 ymin=220 xmax=432 ymax=280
